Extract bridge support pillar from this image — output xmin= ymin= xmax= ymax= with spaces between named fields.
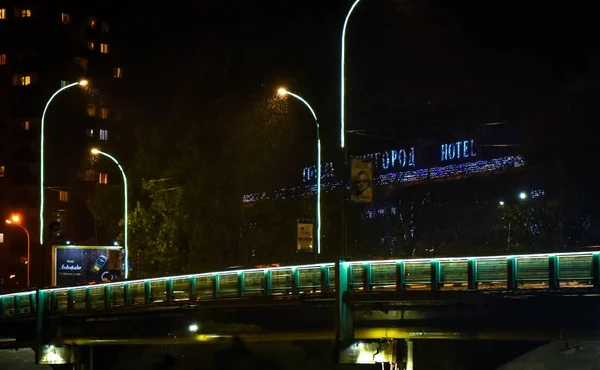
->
xmin=404 ymin=339 xmax=414 ymax=370
xmin=336 ymin=258 xmax=352 ymax=344
xmin=35 ymin=289 xmax=46 ymax=364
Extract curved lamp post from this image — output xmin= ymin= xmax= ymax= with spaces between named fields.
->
xmin=340 ymin=0 xmax=363 ymax=149
xmin=91 ymin=148 xmax=129 ymax=279
xmin=40 ymin=80 xmax=88 ymax=245
xmin=277 ymin=88 xmax=321 ymax=256
xmin=340 ymin=0 xmax=363 ymax=258
xmin=6 ymin=215 xmax=31 ymax=288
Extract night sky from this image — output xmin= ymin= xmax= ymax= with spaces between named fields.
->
xmin=109 ymin=0 xmax=599 ymax=190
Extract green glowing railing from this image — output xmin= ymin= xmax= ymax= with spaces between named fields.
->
xmin=1 ymin=252 xmax=599 ymax=318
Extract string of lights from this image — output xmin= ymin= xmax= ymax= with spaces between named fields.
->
xmin=243 ymin=155 xmax=525 ymax=204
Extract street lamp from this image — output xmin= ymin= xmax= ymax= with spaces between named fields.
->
xmin=91 ymin=148 xmax=129 ymax=279
xmin=277 ymin=88 xmax=322 ymax=256
xmin=340 ymin=0 xmax=363 ymax=258
xmin=340 ymin=0 xmax=363 ymax=149
xmin=40 ymin=80 xmax=88 ymax=245
xmin=6 ymin=215 xmax=31 ymax=288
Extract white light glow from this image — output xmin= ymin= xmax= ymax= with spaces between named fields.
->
xmin=92 ymin=149 xmax=128 ymax=279
xmin=277 ymin=88 xmax=321 ymax=255
xmin=341 ymin=0 xmax=363 ymax=148
xmin=189 ymin=324 xmax=199 ymax=332
xmin=40 ymin=82 xmax=81 ymax=245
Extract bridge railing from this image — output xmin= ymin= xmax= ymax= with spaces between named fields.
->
xmin=1 ymin=252 xmax=598 ymax=318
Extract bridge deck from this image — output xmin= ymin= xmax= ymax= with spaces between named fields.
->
xmin=1 ymin=251 xmax=598 ymax=318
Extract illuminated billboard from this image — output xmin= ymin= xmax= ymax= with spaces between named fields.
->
xmin=51 ymin=245 xmax=123 ymax=286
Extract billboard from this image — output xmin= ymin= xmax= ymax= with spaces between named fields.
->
xmin=350 ymin=158 xmax=373 ymax=203
xmin=52 ymin=245 xmax=123 ymax=286
xmin=297 ymin=221 xmax=314 ymax=251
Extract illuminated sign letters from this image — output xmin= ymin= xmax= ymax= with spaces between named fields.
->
xmin=356 ymin=147 xmax=416 ymax=171
xmin=302 ymin=147 xmax=416 ymax=183
xmin=303 ymin=162 xmax=335 ymax=183
xmin=441 ymin=139 xmax=476 ymax=161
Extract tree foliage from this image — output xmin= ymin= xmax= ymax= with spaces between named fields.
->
xmin=123 ymin=86 xmax=309 ymax=277
xmin=128 ymin=180 xmax=188 ymax=277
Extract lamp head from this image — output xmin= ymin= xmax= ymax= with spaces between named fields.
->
xmin=91 ymin=148 xmax=100 ymax=154
xmin=5 ymin=220 xmax=12 ymax=224
xmin=79 ymin=79 xmax=88 ymax=86
xmin=11 ymin=215 xmax=20 ymax=223
xmin=277 ymin=87 xmax=288 ymax=96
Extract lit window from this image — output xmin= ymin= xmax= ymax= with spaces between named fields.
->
xmin=87 ymin=104 xmax=96 ymax=116
xmin=100 ymin=43 xmax=109 ymax=54
xmin=0 ymin=54 xmax=6 ymax=65
xmin=61 ymin=13 xmax=70 ymax=24
xmin=114 ymin=67 xmax=123 ymax=78
xmin=100 ymin=108 xmax=108 ymax=119
xmin=0 ymin=9 xmax=5 ymax=19
xmin=21 ymin=9 xmax=31 ymax=18
xmin=87 ymin=41 xmax=94 ymax=50
xmin=99 ymin=129 xmax=108 ymax=140
xmin=101 ymin=21 xmax=109 ymax=32
xmin=89 ymin=17 xmax=96 ymax=28
xmin=99 ymin=173 xmax=108 ymax=184
xmin=19 ymin=75 xmax=31 ymax=86
xmin=23 ymin=121 xmax=30 ymax=131
xmin=85 ymin=129 xmax=94 ymax=137
xmin=59 ymin=191 xmax=69 ymax=202
xmin=0 ymin=166 xmax=4 ymax=177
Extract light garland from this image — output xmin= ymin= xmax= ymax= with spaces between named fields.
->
xmin=243 ymin=156 xmax=525 ymax=204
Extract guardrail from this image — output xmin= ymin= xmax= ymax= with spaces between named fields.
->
xmin=1 ymin=251 xmax=599 ymax=318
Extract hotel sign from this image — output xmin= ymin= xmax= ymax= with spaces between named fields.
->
xmin=302 ymin=139 xmax=476 ymax=183
xmin=441 ymin=139 xmax=476 ymax=161
xmin=303 ymin=147 xmax=416 ymax=183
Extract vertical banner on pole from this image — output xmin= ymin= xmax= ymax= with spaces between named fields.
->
xmin=350 ymin=158 xmax=373 ymax=203
xmin=297 ymin=220 xmax=314 ymax=251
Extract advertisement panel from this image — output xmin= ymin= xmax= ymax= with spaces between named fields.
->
xmin=52 ymin=245 xmax=123 ymax=286
xmin=351 ymin=158 xmax=373 ymax=203
xmin=297 ymin=221 xmax=314 ymax=251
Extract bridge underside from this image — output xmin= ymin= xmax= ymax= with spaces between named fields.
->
xmin=3 ymin=289 xmax=600 ymax=349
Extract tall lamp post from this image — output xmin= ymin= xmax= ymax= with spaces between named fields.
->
xmin=340 ymin=0 xmax=363 ymax=150
xmin=40 ymin=80 xmax=88 ymax=245
xmin=91 ymin=148 xmax=129 ymax=279
xmin=340 ymin=0 xmax=363 ymax=258
xmin=6 ymin=215 xmax=31 ymax=288
xmin=277 ymin=88 xmax=322 ymax=257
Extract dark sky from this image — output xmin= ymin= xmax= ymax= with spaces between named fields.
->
xmin=109 ymin=0 xmax=599 ymax=176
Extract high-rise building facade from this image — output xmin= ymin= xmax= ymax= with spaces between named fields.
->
xmin=0 ymin=1 xmax=123 ymax=288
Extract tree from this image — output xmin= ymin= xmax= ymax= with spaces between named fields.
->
xmin=128 ymin=180 xmax=189 ymax=278
xmin=494 ymin=199 xmax=561 ymax=253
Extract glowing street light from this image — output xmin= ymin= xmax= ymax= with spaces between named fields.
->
xmin=40 ymin=79 xmax=88 ymax=245
xmin=277 ymin=88 xmax=322 ymax=256
xmin=498 ymin=201 xmax=505 ymax=206
xmin=6 ymin=215 xmax=31 ymax=288
xmin=340 ymin=0 xmax=363 ymax=149
xmin=91 ymin=148 xmax=129 ymax=279
xmin=340 ymin=0 xmax=363 ymax=258
xmin=519 ymin=192 xmax=528 ymax=200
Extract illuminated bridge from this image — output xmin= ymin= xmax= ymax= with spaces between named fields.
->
xmin=3 ymin=251 xmax=600 ymax=367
